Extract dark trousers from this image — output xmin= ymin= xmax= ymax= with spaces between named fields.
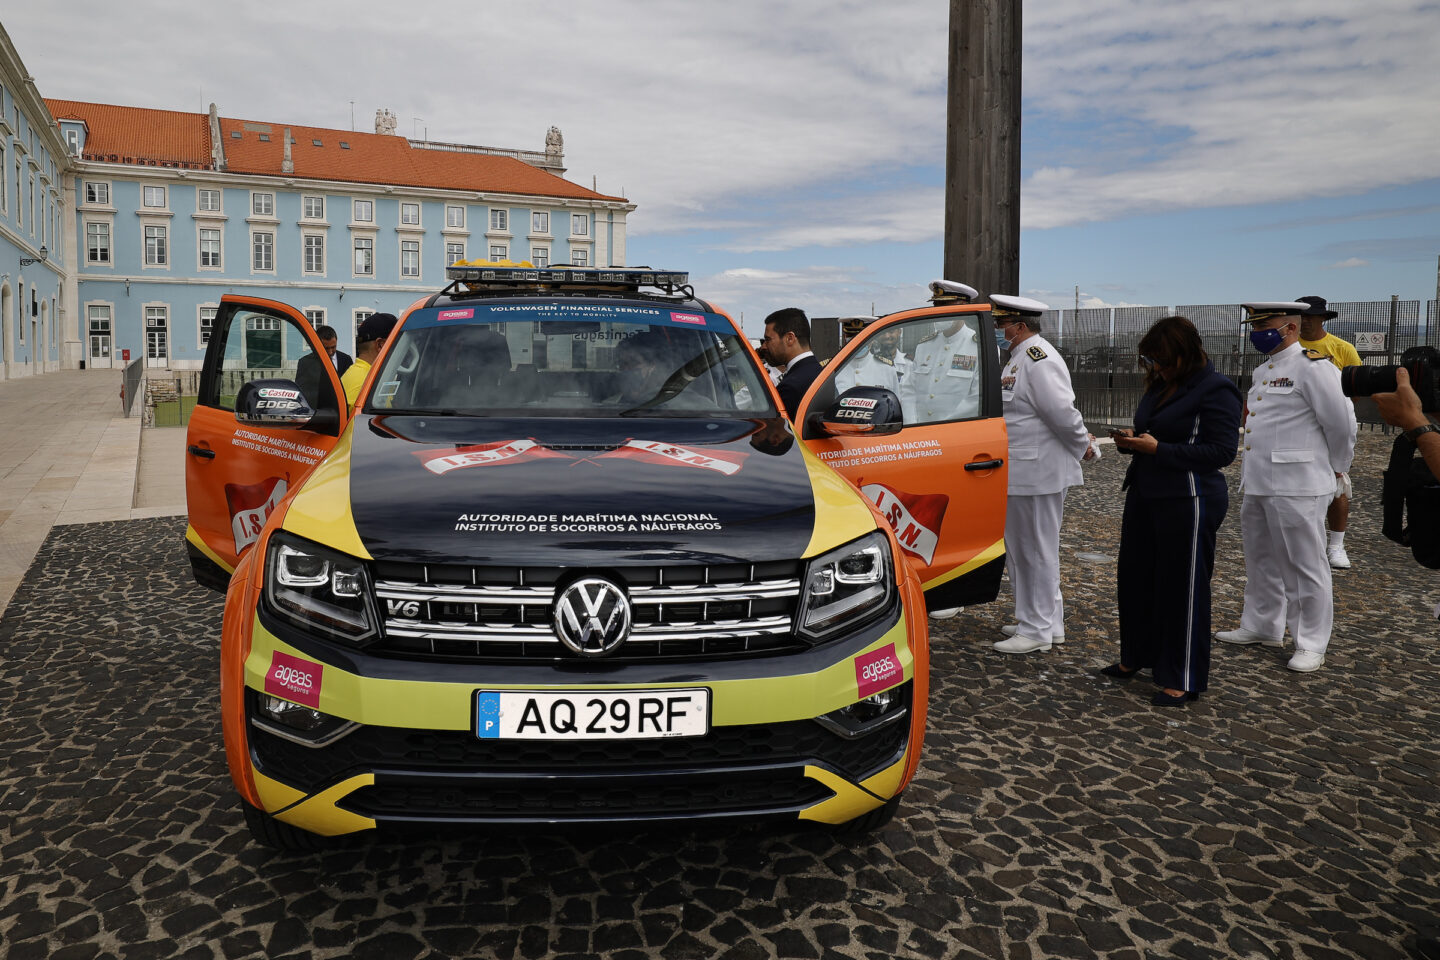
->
xmin=1117 ymin=488 xmax=1227 ymax=693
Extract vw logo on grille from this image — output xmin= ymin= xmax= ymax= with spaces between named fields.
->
xmin=552 ymin=578 xmax=632 ymax=657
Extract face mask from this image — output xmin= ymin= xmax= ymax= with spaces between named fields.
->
xmin=1249 ymin=327 xmax=1285 ymax=354
xmin=996 ymin=331 xmax=1011 ymax=352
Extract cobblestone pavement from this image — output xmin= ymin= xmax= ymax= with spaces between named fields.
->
xmin=1 ymin=433 xmax=1437 ymax=960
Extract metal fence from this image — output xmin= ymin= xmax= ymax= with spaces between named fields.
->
xmin=1048 ymin=298 xmax=1436 ymax=427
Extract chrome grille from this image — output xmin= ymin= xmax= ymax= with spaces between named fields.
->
xmin=370 ymin=561 xmax=805 ymax=662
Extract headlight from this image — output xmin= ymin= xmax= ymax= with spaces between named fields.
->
xmin=798 ymin=531 xmax=895 ymax=639
xmin=263 ymin=531 xmax=378 ymax=645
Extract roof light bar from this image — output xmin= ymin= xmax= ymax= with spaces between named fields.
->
xmin=445 ymin=260 xmax=688 ymax=289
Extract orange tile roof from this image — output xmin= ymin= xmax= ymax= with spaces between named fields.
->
xmin=46 ymin=98 xmax=211 ymax=169
xmin=43 ymin=99 xmax=625 ymax=203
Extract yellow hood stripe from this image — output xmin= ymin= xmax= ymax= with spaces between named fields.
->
xmin=796 ymin=442 xmax=880 ymax=559
xmin=186 ymin=524 xmax=234 ymax=574
xmin=282 ymin=426 xmax=372 ymax=560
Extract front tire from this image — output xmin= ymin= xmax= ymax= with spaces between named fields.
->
xmin=241 ymin=800 xmax=328 ymax=852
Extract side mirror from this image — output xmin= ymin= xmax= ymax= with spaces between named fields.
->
xmin=810 ymin=386 xmax=904 ymax=437
xmin=235 ymin=379 xmax=316 ymax=429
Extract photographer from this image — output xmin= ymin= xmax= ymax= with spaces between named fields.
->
xmin=1373 ymin=367 xmax=1440 ymax=477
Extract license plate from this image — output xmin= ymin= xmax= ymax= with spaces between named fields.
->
xmin=475 ymin=688 xmax=710 ymax=740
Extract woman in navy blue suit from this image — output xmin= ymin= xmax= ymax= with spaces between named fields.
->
xmin=1106 ymin=316 xmax=1242 ymax=706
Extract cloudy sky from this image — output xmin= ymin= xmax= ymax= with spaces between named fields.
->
xmin=8 ymin=1 xmax=1439 ymax=335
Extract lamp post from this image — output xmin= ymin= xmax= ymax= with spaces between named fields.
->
xmin=20 ymin=245 xmax=47 ymax=267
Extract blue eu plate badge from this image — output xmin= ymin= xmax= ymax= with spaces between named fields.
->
xmin=476 ymin=691 xmax=501 ymax=739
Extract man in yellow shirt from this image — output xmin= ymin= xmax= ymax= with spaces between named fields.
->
xmin=1297 ymin=296 xmax=1360 ymax=569
xmin=340 ymin=313 xmax=398 ymax=411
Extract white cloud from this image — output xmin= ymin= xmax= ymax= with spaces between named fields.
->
xmin=1326 ymin=258 xmax=1370 ymax=270
xmin=697 ymin=266 xmax=925 ymax=338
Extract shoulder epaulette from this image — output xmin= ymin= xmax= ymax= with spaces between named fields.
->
xmin=1303 ymin=349 xmax=1326 ymax=361
xmin=1026 ymin=345 xmax=1048 ymax=362
xmin=915 ymin=332 xmax=940 ymax=346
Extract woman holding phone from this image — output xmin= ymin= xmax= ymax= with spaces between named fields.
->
xmin=1107 ymin=316 xmax=1242 ymax=706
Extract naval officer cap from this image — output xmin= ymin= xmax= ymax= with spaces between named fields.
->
xmin=1240 ymin=302 xmax=1308 ymax=324
xmin=989 ymin=294 xmax=1050 ymax=327
xmin=928 ymin=279 xmax=979 ymax=303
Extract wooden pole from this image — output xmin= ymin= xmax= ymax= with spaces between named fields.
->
xmin=944 ymin=0 xmax=1021 ymax=300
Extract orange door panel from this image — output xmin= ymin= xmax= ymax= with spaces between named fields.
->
xmin=185 ymin=296 xmax=349 ymax=581
xmin=797 ymin=305 xmax=1008 ymax=608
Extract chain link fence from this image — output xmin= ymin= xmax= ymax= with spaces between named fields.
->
xmin=1049 ymin=298 xmax=1435 ymax=427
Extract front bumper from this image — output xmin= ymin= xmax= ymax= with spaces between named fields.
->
xmin=237 ymin=607 xmax=920 ymax=836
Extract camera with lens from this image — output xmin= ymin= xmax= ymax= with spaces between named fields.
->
xmin=1341 ymin=346 xmax=1440 ymax=411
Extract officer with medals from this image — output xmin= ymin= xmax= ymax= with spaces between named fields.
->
xmin=903 ymin=281 xmax=983 ymax=425
xmin=1216 ymin=302 xmax=1357 ymax=672
xmin=992 ymin=294 xmax=1097 ymax=654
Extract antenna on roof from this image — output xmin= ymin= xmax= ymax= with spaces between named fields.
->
xmin=348 ymin=100 xmax=355 ymax=131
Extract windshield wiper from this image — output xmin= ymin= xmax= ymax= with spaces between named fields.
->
xmin=367 ymin=406 xmax=460 ymax=416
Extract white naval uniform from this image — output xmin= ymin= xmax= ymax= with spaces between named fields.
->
xmin=1002 ymin=334 xmax=1091 ymax=643
xmin=904 ymin=326 xmax=981 ymax=424
xmin=1237 ymin=341 xmax=1357 ymax=654
xmin=837 ymin=348 xmax=909 ymax=398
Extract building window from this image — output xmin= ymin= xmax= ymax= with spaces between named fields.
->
xmin=353 ymin=236 xmax=374 ymax=276
xmin=88 ymin=304 xmax=112 ymax=359
xmin=571 ymin=247 xmax=588 ymax=267
xmin=531 ymin=246 xmax=549 ymax=269
xmin=66 ymin=129 xmax=80 ymax=154
xmin=353 ymin=199 xmax=373 ymax=222
xmin=198 ymin=188 xmax=221 ymax=212
xmin=252 ymin=192 xmax=274 ymax=216
xmin=86 ymin=222 xmax=111 ymax=263
xmin=445 ymin=242 xmax=465 ymax=266
xmin=302 ymin=195 xmax=324 ymax=220
xmin=571 ymin=213 xmax=588 ymax=236
xmin=252 ymin=231 xmax=274 ymax=271
xmin=304 ymin=308 xmax=326 ymax=327
xmin=0 ymin=144 xmax=6 ymax=214
xmin=200 ymin=306 xmax=217 ymax=346
xmin=353 ymin=309 xmax=375 ymax=330
xmin=199 ymin=228 xmax=222 ymax=268
xmin=304 ymin=234 xmax=325 ymax=274
xmin=446 ymin=205 xmax=465 ymax=228
xmin=490 ymin=209 xmax=508 ymax=231
xmin=400 ymin=239 xmax=421 ymax=277
xmin=144 ymin=224 xmax=168 ymax=265
xmin=143 ymin=185 xmax=166 ymax=208
xmin=532 ymin=211 xmax=549 ymax=234
xmin=400 ymin=202 xmax=420 ymax=225
xmin=145 ymin=306 xmax=168 ymax=360
xmin=85 ymin=181 xmax=110 ymax=205
xmin=489 ymin=244 xmax=507 ymax=261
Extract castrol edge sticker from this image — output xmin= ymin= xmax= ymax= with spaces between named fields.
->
xmin=860 ymin=483 xmax=947 ymax=565
xmin=265 ymin=651 xmax=322 ymax=709
xmin=855 ymin=642 xmax=903 ymax=698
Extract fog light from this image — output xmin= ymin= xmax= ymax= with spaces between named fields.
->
xmin=259 ymin=695 xmax=327 ymax=731
xmin=814 ymin=681 xmax=910 ymax=740
xmin=840 ymin=688 xmax=898 ymax=723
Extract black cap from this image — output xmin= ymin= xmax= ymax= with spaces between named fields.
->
xmin=357 ymin=312 xmax=398 ymax=343
xmin=1295 ymin=296 xmax=1338 ymax=320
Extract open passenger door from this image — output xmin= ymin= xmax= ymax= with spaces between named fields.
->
xmin=184 ymin=296 xmax=350 ymax=591
xmin=796 ymin=304 xmax=1008 ymax=610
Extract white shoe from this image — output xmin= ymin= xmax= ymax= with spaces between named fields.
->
xmin=1328 ymin=548 xmax=1350 ymax=570
xmin=1216 ymin=628 xmax=1283 ymax=648
xmin=1001 ymin=624 xmax=1064 ymax=643
xmin=929 ymin=606 xmax=964 ymax=620
xmin=993 ymin=634 xmax=1051 ymax=654
xmin=1287 ymin=651 xmax=1326 ymax=672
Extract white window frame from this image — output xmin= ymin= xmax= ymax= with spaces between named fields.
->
xmin=87 ymin=302 xmax=114 ymax=361
xmin=570 ymin=246 xmax=589 ymax=267
xmin=400 ymin=202 xmax=420 ymax=226
xmin=142 ymin=184 xmax=167 ymax=209
xmin=302 ymin=232 xmax=325 ymax=276
xmin=198 ymin=304 xmax=218 ymax=348
xmin=144 ymin=303 xmax=169 ymax=363
xmin=532 ymin=211 xmax=550 ymax=235
xmin=571 ymin=213 xmax=589 ymax=237
xmin=84 ymin=181 xmax=111 ymax=205
xmin=352 ymin=198 xmax=374 ymax=223
xmin=198 ymin=226 xmax=223 ymax=271
xmin=302 ymin=195 xmax=325 ymax=220
xmin=488 ymin=243 xmax=508 ymax=262
xmin=251 ymin=191 xmax=275 ymax=216
xmin=490 ymin=208 xmax=508 ymax=232
xmin=530 ymin=246 xmax=550 ymax=269
xmin=304 ymin=308 xmax=326 ymax=328
xmin=86 ymin=221 xmax=112 ymax=264
xmin=353 ymin=308 xmax=375 ymax=332
xmin=143 ymin=223 xmax=168 ymax=267
xmin=251 ymin=230 xmax=275 ymax=274
xmin=197 ymin=187 xmax=221 ymax=212
xmin=446 ymin=204 xmax=465 ymax=228
xmin=401 ymin=239 xmax=421 ymax=278
xmin=445 ymin=241 xmax=466 ymax=266
xmin=353 ymin=235 xmax=375 ymax=277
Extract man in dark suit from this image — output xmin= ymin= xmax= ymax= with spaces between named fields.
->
xmin=295 ymin=324 xmax=353 ymax=406
xmin=761 ymin=308 xmax=821 ymax=419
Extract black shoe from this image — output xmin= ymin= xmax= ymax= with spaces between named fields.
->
xmin=1100 ymin=663 xmax=1140 ymax=679
xmin=1151 ymin=689 xmax=1199 ymax=706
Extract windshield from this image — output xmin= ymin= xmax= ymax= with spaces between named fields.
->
xmin=366 ymin=301 xmax=776 ymax=418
